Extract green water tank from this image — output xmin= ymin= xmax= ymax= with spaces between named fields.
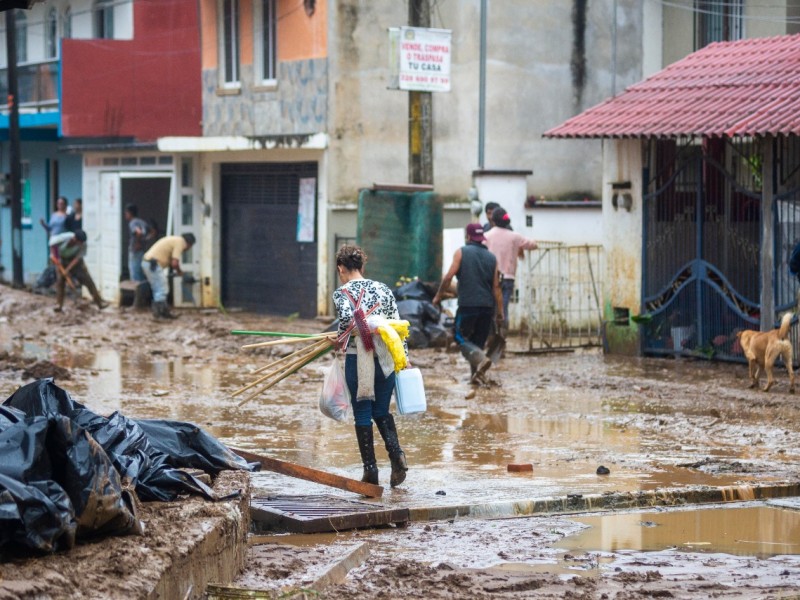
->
xmin=356 ymin=189 xmax=443 ymax=287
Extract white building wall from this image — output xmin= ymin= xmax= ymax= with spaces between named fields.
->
xmin=602 ymin=138 xmax=643 ymax=323
xmin=530 ymin=204 xmax=602 ymax=246
xmin=328 ymin=1 xmax=645 ymax=207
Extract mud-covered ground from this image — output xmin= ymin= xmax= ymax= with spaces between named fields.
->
xmin=1 ymin=284 xmax=799 ymax=599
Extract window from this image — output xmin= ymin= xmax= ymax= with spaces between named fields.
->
xmin=15 ymin=10 xmax=27 ymax=63
xmin=181 ymin=195 xmax=194 ymax=226
xmin=254 ymin=0 xmax=277 ymax=85
xmin=695 ymin=0 xmax=743 ymax=49
xmin=46 ymin=8 xmax=58 ymax=58
xmin=95 ymin=0 xmax=114 ymax=39
xmin=64 ymin=6 xmax=72 ymax=39
xmin=219 ymin=0 xmax=240 ymax=87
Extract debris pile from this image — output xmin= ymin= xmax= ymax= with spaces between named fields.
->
xmin=0 ymin=379 xmax=255 ymax=556
xmin=393 ymin=281 xmax=451 ymax=348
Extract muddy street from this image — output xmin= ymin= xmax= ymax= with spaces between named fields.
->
xmin=1 ymin=285 xmax=799 ymax=598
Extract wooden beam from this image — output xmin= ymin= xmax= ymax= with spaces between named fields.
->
xmin=232 ymin=448 xmax=383 ymax=498
xmin=309 ymin=542 xmax=370 ymax=592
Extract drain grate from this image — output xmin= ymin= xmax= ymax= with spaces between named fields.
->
xmin=251 ymin=495 xmax=410 ymax=533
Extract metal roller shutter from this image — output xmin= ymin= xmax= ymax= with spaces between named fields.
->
xmin=221 ymin=162 xmax=317 ymax=316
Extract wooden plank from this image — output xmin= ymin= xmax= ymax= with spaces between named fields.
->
xmin=232 ymin=448 xmax=383 ymax=498
xmin=309 ymin=542 xmax=370 ymax=592
xmin=251 ymin=504 xmax=408 ymax=534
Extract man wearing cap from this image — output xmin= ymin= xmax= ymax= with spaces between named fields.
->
xmin=49 ymin=229 xmax=109 ymax=312
xmin=142 ymin=233 xmax=196 ymax=319
xmin=433 ymin=223 xmax=503 ymax=384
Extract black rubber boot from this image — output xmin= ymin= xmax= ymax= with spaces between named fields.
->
xmin=460 ymin=341 xmax=492 ymax=384
xmin=375 ymin=414 xmax=408 ymax=487
xmin=355 ymin=425 xmax=379 ymax=485
xmin=154 ymin=301 xmax=177 ymax=319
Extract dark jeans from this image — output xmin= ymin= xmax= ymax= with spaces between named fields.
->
xmin=500 ymin=278 xmax=514 ymax=320
xmin=454 ymin=306 xmax=494 ymax=350
xmin=345 ymin=354 xmax=396 ymax=426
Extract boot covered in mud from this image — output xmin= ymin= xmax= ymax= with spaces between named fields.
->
xmin=460 ymin=341 xmax=492 ymax=384
xmin=154 ymin=301 xmax=177 ymax=320
xmin=355 ymin=424 xmax=379 ymax=485
xmin=375 ymin=414 xmax=407 ymax=487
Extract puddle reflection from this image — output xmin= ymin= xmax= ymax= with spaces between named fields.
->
xmin=14 ymin=342 xmax=790 ymax=505
xmin=558 ymin=506 xmax=800 ymax=558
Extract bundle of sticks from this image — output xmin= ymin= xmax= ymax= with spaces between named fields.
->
xmin=231 ymin=331 xmax=336 ymax=406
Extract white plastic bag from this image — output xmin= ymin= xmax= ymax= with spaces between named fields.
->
xmin=319 ymin=354 xmax=351 ymax=422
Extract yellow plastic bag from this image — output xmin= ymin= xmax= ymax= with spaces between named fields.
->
xmin=368 ymin=318 xmax=410 ymax=372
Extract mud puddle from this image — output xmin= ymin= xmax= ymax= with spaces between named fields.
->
xmin=27 ymin=343 xmax=794 ymax=508
xmin=557 ymin=504 xmax=800 ymax=558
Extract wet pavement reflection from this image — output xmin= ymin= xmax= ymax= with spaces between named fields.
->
xmin=17 ymin=342 xmax=790 ymax=510
xmin=557 ymin=505 xmax=800 ymax=558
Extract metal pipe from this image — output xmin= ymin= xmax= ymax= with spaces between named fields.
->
xmin=478 ymin=0 xmax=487 ymax=169
xmin=612 ymin=0 xmax=617 ymax=96
xmin=6 ymin=10 xmax=23 ymax=288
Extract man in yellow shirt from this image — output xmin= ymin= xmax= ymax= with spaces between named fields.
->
xmin=142 ymin=233 xmax=195 ymax=319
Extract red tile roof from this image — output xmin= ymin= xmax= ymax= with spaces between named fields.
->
xmin=545 ymin=34 xmax=800 ymax=139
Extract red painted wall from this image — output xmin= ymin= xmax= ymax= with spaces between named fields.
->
xmin=61 ymin=0 xmax=201 ymax=141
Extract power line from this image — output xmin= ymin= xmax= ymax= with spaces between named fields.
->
xmin=657 ymin=0 xmax=800 ymax=24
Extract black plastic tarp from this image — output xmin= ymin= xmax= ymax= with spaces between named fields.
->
xmin=0 ymin=379 xmax=256 ymax=555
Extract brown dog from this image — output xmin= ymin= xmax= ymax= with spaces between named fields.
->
xmin=736 ymin=312 xmax=795 ymax=393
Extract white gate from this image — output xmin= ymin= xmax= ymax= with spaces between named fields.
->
xmin=515 ymin=243 xmax=604 ymax=350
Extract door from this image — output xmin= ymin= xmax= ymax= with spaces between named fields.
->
xmin=94 ymin=172 xmax=122 ymax=302
xmin=221 ymin=162 xmax=318 ymax=316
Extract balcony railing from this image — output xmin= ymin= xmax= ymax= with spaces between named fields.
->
xmin=0 ymin=59 xmax=60 ymax=111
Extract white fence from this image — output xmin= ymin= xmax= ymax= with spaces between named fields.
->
xmin=514 ymin=243 xmax=604 ymax=350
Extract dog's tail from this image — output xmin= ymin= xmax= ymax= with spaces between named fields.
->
xmin=778 ymin=312 xmax=794 ymax=340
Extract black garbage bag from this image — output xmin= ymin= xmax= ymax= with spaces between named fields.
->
xmin=0 ymin=405 xmax=24 ymax=428
xmin=0 ymin=379 xmax=255 ymax=554
xmin=0 ymin=414 xmax=139 ymax=554
xmin=0 ymin=472 xmax=76 ymax=554
xmin=70 ymin=410 xmax=221 ymax=502
xmin=394 ymin=280 xmax=436 ymax=302
xmin=136 ymin=420 xmax=258 ymax=474
xmin=46 ymin=416 xmax=140 ymax=538
xmin=407 ymin=324 xmax=429 ymax=349
xmin=396 ymin=299 xmax=440 ymax=325
xmin=424 ymin=322 xmax=450 ymax=348
xmin=6 ymin=379 xmax=252 ymax=503
xmin=4 ymin=378 xmax=81 ymax=417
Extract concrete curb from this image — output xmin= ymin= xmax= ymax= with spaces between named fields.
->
xmin=148 ymin=471 xmax=251 ymax=600
xmin=407 ymin=481 xmax=800 ymax=522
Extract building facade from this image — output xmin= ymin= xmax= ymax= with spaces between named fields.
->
xmin=5 ymin=0 xmax=800 ymax=321
xmin=162 ymin=0 xmax=648 ymax=316
xmin=0 ymin=0 xmax=201 ymax=303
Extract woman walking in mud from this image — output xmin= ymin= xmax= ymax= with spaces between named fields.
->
xmin=333 ymin=245 xmax=409 ymax=487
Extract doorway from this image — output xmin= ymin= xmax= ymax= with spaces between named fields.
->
xmin=120 ymin=177 xmax=171 ymax=280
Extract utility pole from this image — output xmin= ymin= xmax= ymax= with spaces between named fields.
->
xmin=5 ymin=10 xmax=23 ymax=288
xmin=478 ymin=0 xmax=486 ymax=169
xmin=408 ymin=0 xmax=433 ymax=185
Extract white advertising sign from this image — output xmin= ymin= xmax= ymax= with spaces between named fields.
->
xmin=397 ymin=27 xmax=451 ymax=93
xmin=296 ymin=177 xmax=316 ymax=243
